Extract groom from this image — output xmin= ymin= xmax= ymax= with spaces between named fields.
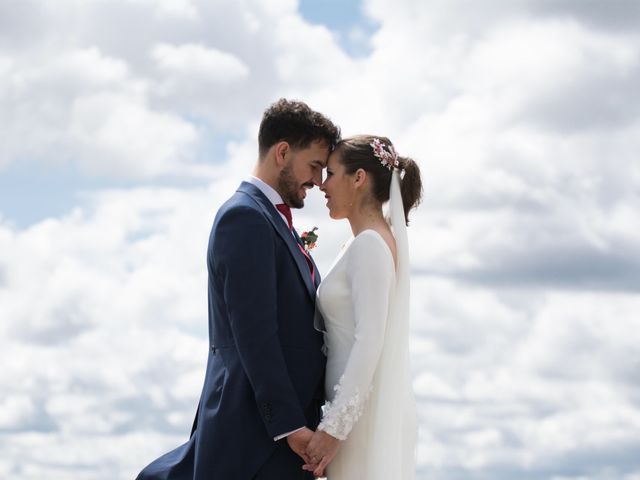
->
xmin=137 ymin=99 xmax=340 ymax=479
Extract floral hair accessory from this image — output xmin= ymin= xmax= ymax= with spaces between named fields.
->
xmin=369 ymin=138 xmax=399 ymax=171
xmin=300 ymin=227 xmax=318 ymax=252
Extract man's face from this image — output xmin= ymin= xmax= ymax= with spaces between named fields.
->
xmin=278 ymin=140 xmax=330 ymax=208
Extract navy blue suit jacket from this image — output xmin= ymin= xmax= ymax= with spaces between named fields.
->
xmin=137 ymin=182 xmax=326 ymax=479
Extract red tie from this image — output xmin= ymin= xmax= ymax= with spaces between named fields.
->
xmin=276 ymin=203 xmax=315 ymax=282
xmin=276 ymin=203 xmax=293 ymax=230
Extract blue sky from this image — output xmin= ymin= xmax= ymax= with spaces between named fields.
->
xmin=1 ymin=1 xmax=640 ymax=479
xmin=299 ymin=0 xmax=377 ymax=55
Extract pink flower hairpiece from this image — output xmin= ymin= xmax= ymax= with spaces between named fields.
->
xmin=369 ymin=138 xmax=399 ymax=171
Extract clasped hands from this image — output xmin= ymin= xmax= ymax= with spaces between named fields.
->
xmin=287 ymin=427 xmax=340 ymax=477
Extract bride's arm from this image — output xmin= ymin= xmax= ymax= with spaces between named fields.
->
xmin=317 ymin=232 xmax=394 ymax=440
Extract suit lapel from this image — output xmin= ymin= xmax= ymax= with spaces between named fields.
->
xmin=238 ymin=182 xmax=317 ymax=300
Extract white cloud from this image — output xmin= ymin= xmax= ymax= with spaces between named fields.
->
xmin=0 ymin=46 xmax=201 ymax=177
xmin=152 ymin=43 xmax=249 ymax=82
xmin=69 ymin=91 xmax=198 ymax=177
xmin=130 ymin=0 xmax=199 ymax=20
xmin=410 ymin=277 xmax=640 ymax=478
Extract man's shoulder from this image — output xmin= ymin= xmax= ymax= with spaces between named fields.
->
xmin=214 ymin=189 xmax=269 ymax=231
xmin=218 ymin=188 xmax=260 ymax=217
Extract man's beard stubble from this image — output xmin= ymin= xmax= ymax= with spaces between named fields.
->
xmin=277 ymin=162 xmax=304 ymax=209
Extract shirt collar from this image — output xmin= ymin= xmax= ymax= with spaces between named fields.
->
xmin=247 ymin=176 xmax=284 ymax=206
xmin=246 ymin=176 xmax=291 ymax=230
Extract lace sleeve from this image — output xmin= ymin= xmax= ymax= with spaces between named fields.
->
xmin=318 ymin=231 xmax=395 ymax=440
xmin=318 ymin=375 xmax=373 ymax=440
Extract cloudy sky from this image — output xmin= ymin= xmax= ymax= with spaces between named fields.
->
xmin=1 ymin=0 xmax=639 ymax=478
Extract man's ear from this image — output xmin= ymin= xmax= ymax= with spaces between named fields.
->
xmin=274 ymin=141 xmax=290 ymax=167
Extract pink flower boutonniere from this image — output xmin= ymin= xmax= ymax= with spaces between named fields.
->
xmin=300 ymin=227 xmax=318 ymax=252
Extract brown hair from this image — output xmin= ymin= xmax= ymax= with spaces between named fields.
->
xmin=336 ymin=135 xmax=422 ymax=225
xmin=258 ymin=99 xmax=341 ymax=156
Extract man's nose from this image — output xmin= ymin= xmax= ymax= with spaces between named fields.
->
xmin=312 ymin=170 xmax=323 ymax=186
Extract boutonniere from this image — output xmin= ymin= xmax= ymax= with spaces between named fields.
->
xmin=300 ymin=227 xmax=318 ymax=252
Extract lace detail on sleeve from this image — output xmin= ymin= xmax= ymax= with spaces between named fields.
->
xmin=318 ymin=376 xmax=373 ymax=440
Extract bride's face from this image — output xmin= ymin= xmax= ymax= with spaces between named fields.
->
xmin=320 ymin=151 xmax=355 ymax=219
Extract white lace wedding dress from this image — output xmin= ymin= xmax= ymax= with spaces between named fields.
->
xmin=315 ymin=173 xmax=417 ymax=480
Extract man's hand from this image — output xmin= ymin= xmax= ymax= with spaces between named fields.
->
xmin=286 ymin=427 xmax=314 ymax=464
xmin=302 ymin=430 xmax=340 ymax=477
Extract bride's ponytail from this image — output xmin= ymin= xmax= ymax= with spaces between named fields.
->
xmin=397 ymin=157 xmax=422 ymax=225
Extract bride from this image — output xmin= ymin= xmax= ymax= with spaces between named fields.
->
xmin=303 ymin=135 xmax=422 ymax=479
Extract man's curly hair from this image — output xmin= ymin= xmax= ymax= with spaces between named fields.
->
xmin=258 ymin=99 xmax=341 ymax=156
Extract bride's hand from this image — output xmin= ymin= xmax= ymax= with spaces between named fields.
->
xmin=302 ymin=430 xmax=340 ymax=477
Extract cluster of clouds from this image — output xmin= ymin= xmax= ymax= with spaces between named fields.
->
xmin=1 ymin=0 xmax=639 ymax=478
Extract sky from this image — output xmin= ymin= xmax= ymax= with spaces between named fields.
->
xmin=1 ymin=0 xmax=639 ymax=479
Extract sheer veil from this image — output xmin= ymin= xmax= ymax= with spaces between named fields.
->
xmin=366 ymin=169 xmax=417 ymax=479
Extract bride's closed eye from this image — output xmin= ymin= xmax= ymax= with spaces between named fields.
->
xmin=322 ymin=170 xmax=333 ymax=183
